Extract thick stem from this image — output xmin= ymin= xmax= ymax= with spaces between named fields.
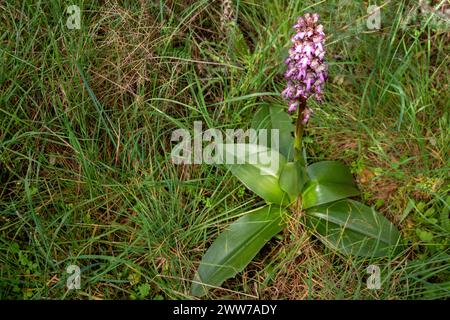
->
xmin=293 ymin=97 xmax=307 ymax=213
xmin=294 ymin=96 xmax=307 ymax=161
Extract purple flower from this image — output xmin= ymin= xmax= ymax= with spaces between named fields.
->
xmin=282 ymin=13 xmax=328 ymax=119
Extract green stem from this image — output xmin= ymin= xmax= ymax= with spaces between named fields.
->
xmin=294 ymin=97 xmax=306 ymax=161
xmin=293 ymin=97 xmax=307 ymax=210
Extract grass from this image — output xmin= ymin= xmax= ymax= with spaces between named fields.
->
xmin=0 ymin=0 xmax=449 ymax=299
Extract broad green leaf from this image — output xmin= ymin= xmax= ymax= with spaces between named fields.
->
xmin=306 ymin=199 xmax=402 ymax=257
xmin=279 ymin=161 xmax=309 ymax=202
xmin=251 ymin=104 xmax=295 ymax=160
xmin=191 ymin=205 xmax=286 ymax=296
xmin=302 ymin=161 xmax=360 ymax=209
xmin=220 ymin=143 xmax=290 ymax=205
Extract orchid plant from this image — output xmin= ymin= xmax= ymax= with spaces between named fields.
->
xmin=191 ymin=13 xmax=402 ymax=297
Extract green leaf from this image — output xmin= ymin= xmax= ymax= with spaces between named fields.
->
xmin=251 ymin=104 xmax=295 ymax=160
xmin=302 ymin=161 xmax=360 ymax=209
xmin=233 ymin=25 xmax=250 ymax=57
xmin=279 ymin=161 xmax=309 ymax=201
xmin=416 ymin=229 xmax=434 ymax=242
xmin=440 ymin=196 xmax=450 ymax=232
xmin=191 ymin=205 xmax=286 ymax=296
xmin=306 ymin=199 xmax=402 ymax=257
xmin=220 ymin=143 xmax=290 ymax=205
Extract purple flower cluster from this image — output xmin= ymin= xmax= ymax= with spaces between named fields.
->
xmin=282 ymin=13 xmax=327 ymax=115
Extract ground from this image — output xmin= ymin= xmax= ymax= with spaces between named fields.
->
xmin=0 ymin=0 xmax=449 ymax=299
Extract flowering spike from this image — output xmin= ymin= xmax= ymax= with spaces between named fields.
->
xmin=282 ymin=13 xmax=328 ymax=119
